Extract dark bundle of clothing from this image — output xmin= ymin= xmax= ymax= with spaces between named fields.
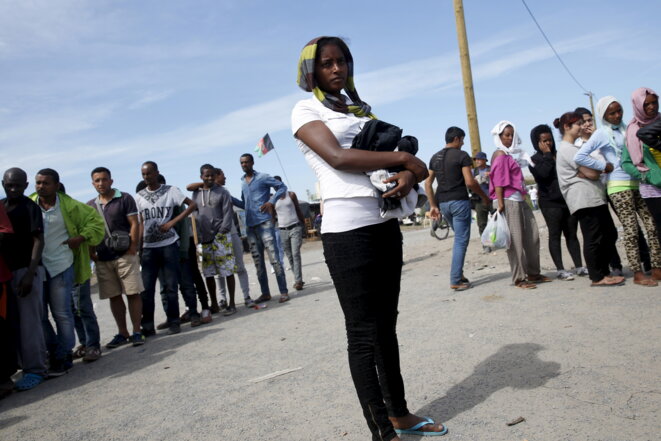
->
xmin=637 ymin=119 xmax=661 ymax=152
xmin=351 ymin=120 xmax=419 ymax=214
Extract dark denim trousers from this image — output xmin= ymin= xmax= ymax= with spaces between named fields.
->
xmin=158 ymin=257 xmax=199 ymax=317
xmin=72 ymin=279 xmax=101 ymax=349
xmin=43 ymin=264 xmax=75 ymax=360
xmin=141 ymin=242 xmax=180 ymax=330
xmin=322 ymin=219 xmax=408 ymax=441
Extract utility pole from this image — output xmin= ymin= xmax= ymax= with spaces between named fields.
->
xmin=453 ymin=0 xmax=481 ymax=158
xmin=584 ymin=91 xmax=597 ymax=127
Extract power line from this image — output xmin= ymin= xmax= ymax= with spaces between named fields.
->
xmin=520 ymin=0 xmax=590 ymax=93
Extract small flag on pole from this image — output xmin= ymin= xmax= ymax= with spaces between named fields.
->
xmin=255 ymin=133 xmax=274 ymax=158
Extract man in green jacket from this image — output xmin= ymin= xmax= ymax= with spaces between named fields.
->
xmin=30 ymin=169 xmax=104 ymax=376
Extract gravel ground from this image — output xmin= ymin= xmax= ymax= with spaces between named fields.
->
xmin=1 ymin=212 xmax=659 ymax=441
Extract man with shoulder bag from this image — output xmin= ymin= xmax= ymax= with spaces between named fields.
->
xmin=88 ymin=167 xmax=146 ymax=348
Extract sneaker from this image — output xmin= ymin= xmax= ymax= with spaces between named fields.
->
xmin=131 ymin=332 xmax=146 ymax=346
xmin=180 ymin=310 xmax=191 ymax=323
xmin=223 ymin=306 xmax=237 ymax=316
xmin=106 ymin=334 xmax=129 ymax=349
xmin=294 ymin=281 xmax=305 ymax=291
xmin=200 ymin=309 xmax=212 ymax=324
xmin=156 ymin=321 xmax=169 ymax=330
xmin=47 ymin=359 xmax=72 ymax=378
xmin=575 ymin=267 xmax=589 ymax=277
xmin=219 ymin=300 xmax=228 ymax=311
xmin=167 ymin=323 xmax=181 ymax=335
xmin=15 ymin=373 xmax=45 ymax=391
xmin=482 ymin=245 xmax=492 ymax=254
xmin=557 ymin=270 xmax=575 ymax=281
xmin=244 ymin=298 xmax=256 ymax=308
xmin=83 ymin=347 xmax=102 ymax=363
xmin=190 ymin=314 xmax=202 ymax=327
xmin=141 ymin=327 xmax=156 ymax=337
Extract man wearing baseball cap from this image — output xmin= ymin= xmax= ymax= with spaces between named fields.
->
xmin=472 ymin=151 xmax=493 ymax=253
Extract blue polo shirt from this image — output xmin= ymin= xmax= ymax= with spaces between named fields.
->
xmin=232 ymin=171 xmax=286 ymax=227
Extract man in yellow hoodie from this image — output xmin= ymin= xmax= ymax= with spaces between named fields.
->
xmin=30 ymin=169 xmax=104 ymax=376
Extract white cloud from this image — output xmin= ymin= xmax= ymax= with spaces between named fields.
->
xmin=129 ymin=90 xmax=174 ymax=109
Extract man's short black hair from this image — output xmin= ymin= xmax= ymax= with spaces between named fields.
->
xmin=240 ymin=153 xmax=254 ymax=162
xmin=142 ymin=161 xmax=158 ymax=171
xmin=200 ymin=164 xmax=216 ymax=175
xmin=445 ymin=126 xmax=466 ymax=144
xmin=215 ymin=168 xmax=223 ymax=174
xmin=274 ymin=175 xmax=282 ymax=182
xmin=91 ymin=166 xmax=111 ymax=178
xmin=36 ymin=168 xmax=60 ymax=184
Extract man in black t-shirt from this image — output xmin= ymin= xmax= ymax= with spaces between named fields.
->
xmin=2 ymin=167 xmax=47 ymax=390
xmin=424 ymin=127 xmax=489 ymax=291
xmin=87 ymin=167 xmax=145 ymax=347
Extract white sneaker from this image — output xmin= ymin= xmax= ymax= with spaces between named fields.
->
xmin=575 ymin=267 xmax=589 ymax=277
xmin=557 ymin=270 xmax=574 ymax=281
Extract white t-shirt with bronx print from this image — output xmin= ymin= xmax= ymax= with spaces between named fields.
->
xmin=135 ymin=185 xmax=186 ymax=248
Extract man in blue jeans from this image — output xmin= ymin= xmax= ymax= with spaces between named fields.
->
xmin=31 ymin=169 xmax=105 ymax=375
xmin=135 ymin=161 xmax=197 ymax=336
xmin=232 ymin=154 xmax=290 ymax=303
xmin=425 ymin=127 xmax=489 ymax=291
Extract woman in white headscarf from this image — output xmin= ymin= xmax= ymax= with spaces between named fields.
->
xmin=489 ymin=121 xmax=548 ymax=289
xmin=575 ymin=96 xmax=661 ymax=286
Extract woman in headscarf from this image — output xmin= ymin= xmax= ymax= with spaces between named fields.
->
xmin=528 ymin=125 xmax=586 ymax=280
xmin=490 ymin=121 xmax=549 ymax=289
xmin=291 ymin=37 xmax=447 ymax=439
xmin=622 ymin=87 xmax=661 ymax=243
xmin=575 ymin=96 xmax=661 ymax=286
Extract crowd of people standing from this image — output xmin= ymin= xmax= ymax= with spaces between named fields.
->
xmin=427 ymin=90 xmax=661 ymax=293
xmin=0 ymin=155 xmax=307 ymax=396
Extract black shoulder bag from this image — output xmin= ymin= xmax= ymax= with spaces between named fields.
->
xmin=95 ymin=199 xmax=131 ymax=254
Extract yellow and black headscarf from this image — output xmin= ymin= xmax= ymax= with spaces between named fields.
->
xmin=297 ymin=36 xmax=375 ymax=119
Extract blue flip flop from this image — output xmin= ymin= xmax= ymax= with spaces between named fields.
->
xmin=394 ymin=417 xmax=448 ymax=436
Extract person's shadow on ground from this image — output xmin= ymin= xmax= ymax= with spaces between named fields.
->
xmin=416 ymin=343 xmax=560 ymax=422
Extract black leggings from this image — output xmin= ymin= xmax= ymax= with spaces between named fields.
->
xmin=322 ymin=219 xmax=408 ymax=441
xmin=539 ymin=205 xmax=582 ymax=270
xmin=575 ymin=204 xmax=619 ymax=282
xmin=644 ymin=197 xmax=661 ymax=244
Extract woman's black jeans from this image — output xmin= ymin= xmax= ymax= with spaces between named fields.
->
xmin=574 ymin=204 xmax=618 ymax=282
xmin=322 ymin=219 xmax=409 ymax=441
xmin=539 ymin=205 xmax=582 ymax=271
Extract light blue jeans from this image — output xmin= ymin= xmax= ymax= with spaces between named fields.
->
xmin=43 ymin=264 xmax=75 ymax=361
xmin=247 ymin=220 xmax=288 ymax=295
xmin=439 ymin=199 xmax=472 ymax=285
xmin=279 ymin=224 xmax=304 ymax=285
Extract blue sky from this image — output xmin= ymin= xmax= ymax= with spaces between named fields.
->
xmin=1 ymin=0 xmax=660 ymax=202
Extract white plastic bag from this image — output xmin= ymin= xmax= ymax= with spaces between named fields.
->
xmin=481 ymin=211 xmax=511 ymax=249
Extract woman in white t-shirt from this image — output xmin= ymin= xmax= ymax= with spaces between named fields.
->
xmin=291 ymin=36 xmax=446 ymax=439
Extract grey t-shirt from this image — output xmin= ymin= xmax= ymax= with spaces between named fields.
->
xmin=556 ymin=140 xmax=607 ymax=214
